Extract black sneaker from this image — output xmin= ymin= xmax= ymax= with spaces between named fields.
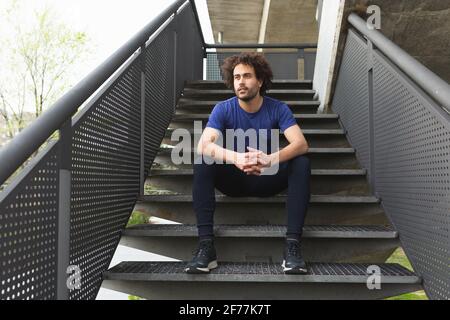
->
xmin=185 ymin=239 xmax=218 ymax=274
xmin=282 ymin=239 xmax=308 ymax=274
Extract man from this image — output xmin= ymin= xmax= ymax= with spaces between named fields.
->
xmin=185 ymin=52 xmax=311 ymax=274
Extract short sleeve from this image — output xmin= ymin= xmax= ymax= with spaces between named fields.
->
xmin=278 ymin=103 xmax=297 ymax=133
xmin=206 ymin=103 xmax=226 ymax=131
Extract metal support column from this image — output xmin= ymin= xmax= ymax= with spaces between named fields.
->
xmin=140 ymin=45 xmax=146 ymax=197
xmin=367 ymin=40 xmax=377 ymax=196
xmin=173 ymin=12 xmax=178 ymax=111
xmin=57 ymin=120 xmax=72 ymax=300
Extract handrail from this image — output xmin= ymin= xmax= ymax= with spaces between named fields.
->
xmin=348 ymin=13 xmax=450 ymax=112
xmin=0 ymin=0 xmax=191 ymax=185
xmin=206 ymin=43 xmax=317 ymax=49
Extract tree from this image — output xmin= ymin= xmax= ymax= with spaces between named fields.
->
xmin=0 ymin=0 xmax=89 ymax=140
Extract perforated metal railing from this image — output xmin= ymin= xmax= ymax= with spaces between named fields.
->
xmin=332 ymin=15 xmax=450 ymax=300
xmin=0 ymin=0 xmax=203 ymax=300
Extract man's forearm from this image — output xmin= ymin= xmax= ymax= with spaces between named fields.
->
xmin=199 ymin=142 xmax=237 ymax=164
xmin=270 ymin=142 xmax=308 ymax=165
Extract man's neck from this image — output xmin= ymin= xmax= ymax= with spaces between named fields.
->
xmin=237 ymin=94 xmax=264 ymax=113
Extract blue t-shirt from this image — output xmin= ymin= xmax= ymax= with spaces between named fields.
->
xmin=205 ymin=96 xmax=297 ymax=153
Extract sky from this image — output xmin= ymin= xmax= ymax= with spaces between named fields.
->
xmin=0 ymin=0 xmax=214 ymax=299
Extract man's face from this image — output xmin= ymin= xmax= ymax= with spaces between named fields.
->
xmin=233 ymin=63 xmax=263 ymax=102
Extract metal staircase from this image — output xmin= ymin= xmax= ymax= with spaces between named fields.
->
xmin=101 ymin=80 xmax=422 ymax=299
xmin=1 ymin=0 xmax=448 ymax=300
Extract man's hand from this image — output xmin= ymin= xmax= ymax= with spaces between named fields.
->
xmin=233 ymin=151 xmax=258 ymax=173
xmin=233 ymin=147 xmax=276 ymax=176
xmin=247 ymin=147 xmax=273 ymax=168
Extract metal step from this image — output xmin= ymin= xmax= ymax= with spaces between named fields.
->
xmin=163 ymin=128 xmax=351 ymax=148
xmin=134 ymin=194 xmax=388 ymax=226
xmin=145 ymin=168 xmax=371 ymax=196
xmin=139 ymin=194 xmax=380 ymax=203
xmin=154 ymin=147 xmax=362 ymax=170
xmin=185 ymin=80 xmax=313 ymax=90
xmin=169 ymin=113 xmax=341 ymax=130
xmin=102 ymin=261 xmax=422 ymax=299
xmin=176 ymin=99 xmax=320 ymax=114
xmin=120 ymin=224 xmax=399 ymax=263
xmin=182 ymin=88 xmax=316 ymax=101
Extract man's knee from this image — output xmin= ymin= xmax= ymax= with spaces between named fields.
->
xmin=289 ymin=155 xmax=311 ymax=172
xmin=193 ymin=156 xmax=217 ymax=177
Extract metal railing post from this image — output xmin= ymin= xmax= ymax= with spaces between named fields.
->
xmin=140 ymin=45 xmax=146 ymax=197
xmin=57 ymin=120 xmax=72 ymax=300
xmin=173 ymin=12 xmax=178 ymax=110
xmin=367 ymin=40 xmax=377 ymax=197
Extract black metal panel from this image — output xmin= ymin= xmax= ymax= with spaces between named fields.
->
xmin=332 ymin=31 xmax=371 ymax=177
xmin=143 ymin=26 xmax=176 ymax=179
xmin=372 ymin=51 xmax=450 ymax=300
xmin=0 ymin=142 xmax=59 ymax=300
xmin=69 ymin=56 xmax=142 ymax=300
xmin=332 ymin=28 xmax=450 ymax=300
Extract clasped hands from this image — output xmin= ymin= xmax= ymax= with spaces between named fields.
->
xmin=233 ymin=146 xmax=273 ymax=176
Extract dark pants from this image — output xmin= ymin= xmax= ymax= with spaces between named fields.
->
xmin=192 ymin=154 xmax=311 ymax=240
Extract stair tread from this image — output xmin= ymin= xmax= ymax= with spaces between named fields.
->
xmin=157 ymin=147 xmax=356 ymax=154
xmin=104 ymin=261 xmax=420 ymax=283
xmin=149 ymin=169 xmax=366 ymax=176
xmin=124 ymin=224 xmax=397 ymax=238
xmin=186 ymin=80 xmax=313 ymax=85
xmin=172 ymin=113 xmax=338 ymax=119
xmin=183 ymin=89 xmax=316 ymax=94
xmin=139 ymin=194 xmax=380 ymax=203
xmin=178 ymin=100 xmax=320 ymax=106
xmin=165 ymin=128 xmax=345 ymax=134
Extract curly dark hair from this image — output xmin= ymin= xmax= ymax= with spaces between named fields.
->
xmin=221 ymin=52 xmax=273 ymax=96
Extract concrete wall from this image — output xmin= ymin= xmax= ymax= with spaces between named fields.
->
xmin=350 ymin=0 xmax=450 ymax=83
xmin=313 ymin=0 xmax=346 ymax=113
xmin=325 ymin=0 xmax=450 ymax=112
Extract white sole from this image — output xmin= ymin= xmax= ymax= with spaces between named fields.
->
xmin=282 ymin=260 xmax=308 ymax=274
xmin=185 ymin=260 xmax=218 ymax=273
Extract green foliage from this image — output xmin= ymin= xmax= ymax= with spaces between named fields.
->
xmin=0 ymin=0 xmax=90 ymax=139
xmin=386 ymin=248 xmax=428 ymax=300
xmin=126 ymin=211 xmax=149 ymax=227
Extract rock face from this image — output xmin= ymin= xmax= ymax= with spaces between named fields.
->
xmin=348 ymin=0 xmax=450 ymax=83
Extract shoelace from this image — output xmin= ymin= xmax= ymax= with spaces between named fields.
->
xmin=287 ymin=241 xmax=300 ymax=257
xmin=192 ymin=242 xmax=213 ymax=257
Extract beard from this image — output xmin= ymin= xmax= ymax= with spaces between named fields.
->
xmin=235 ymin=86 xmax=259 ymax=102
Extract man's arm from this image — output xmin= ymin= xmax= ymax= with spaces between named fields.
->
xmin=244 ymin=124 xmax=309 ymax=175
xmin=197 ymin=127 xmax=257 ymax=170
xmin=197 ymin=127 xmax=235 ymax=163
xmin=270 ymin=124 xmax=309 ymax=165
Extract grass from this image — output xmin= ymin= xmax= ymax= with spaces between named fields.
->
xmin=385 ymin=247 xmax=428 ymax=300
xmin=126 ymin=210 xmax=150 ymax=228
xmin=144 ymin=184 xmax=178 ymax=195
